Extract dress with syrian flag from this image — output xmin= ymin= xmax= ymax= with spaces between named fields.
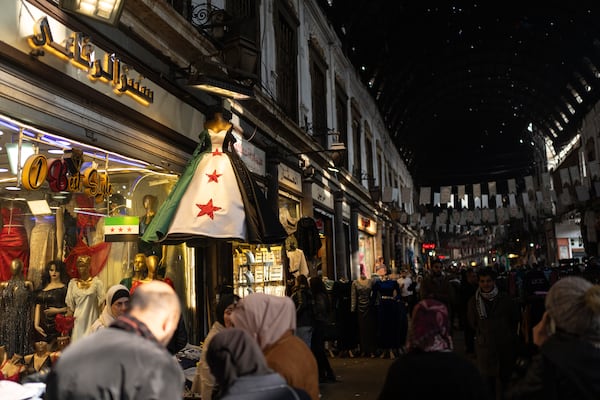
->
xmin=140 ymin=127 xmax=287 ymax=246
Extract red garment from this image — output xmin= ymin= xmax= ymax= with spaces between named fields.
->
xmin=64 ymin=239 xmax=111 ymax=279
xmin=0 ymin=206 xmax=29 ymax=281
xmin=0 ymin=360 xmax=22 ymax=382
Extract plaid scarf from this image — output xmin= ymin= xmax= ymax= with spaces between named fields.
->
xmin=110 ymin=315 xmax=159 ymax=345
xmin=475 ymin=286 xmax=498 ymax=319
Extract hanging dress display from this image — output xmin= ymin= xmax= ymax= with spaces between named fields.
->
xmin=141 ymin=128 xmax=287 ymax=246
xmin=0 ymin=279 xmax=33 ymax=357
xmin=0 ymin=206 xmax=30 ymax=282
xmin=28 ymin=216 xmax=56 ymax=290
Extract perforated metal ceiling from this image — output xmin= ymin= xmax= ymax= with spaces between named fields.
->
xmin=318 ymin=1 xmax=600 ymax=189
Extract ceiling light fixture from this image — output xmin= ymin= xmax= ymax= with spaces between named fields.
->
xmin=188 ymin=75 xmax=254 ymax=100
xmin=58 ymin=0 xmax=125 ymax=25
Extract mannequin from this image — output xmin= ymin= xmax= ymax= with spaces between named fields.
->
xmin=138 ymin=194 xmax=164 ymax=261
xmin=34 ymin=260 xmax=69 ymax=348
xmin=0 ymin=353 xmax=26 ymax=382
xmin=23 ymin=340 xmax=60 ymax=377
xmin=204 ymin=111 xmax=233 ymax=132
xmin=287 ymin=244 xmax=309 ymax=278
xmin=0 ymin=259 xmax=34 ymax=357
xmin=65 ymin=255 xmax=105 ymax=343
xmin=131 ymin=254 xmax=173 ymax=293
xmin=121 ymin=253 xmax=147 ymax=290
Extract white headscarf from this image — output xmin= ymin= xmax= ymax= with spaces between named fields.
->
xmin=88 ymin=284 xmax=130 ymax=334
xmin=230 ymin=293 xmax=296 ymax=350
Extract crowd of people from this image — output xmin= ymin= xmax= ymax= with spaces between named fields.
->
xmin=4 ymin=254 xmax=600 ymax=400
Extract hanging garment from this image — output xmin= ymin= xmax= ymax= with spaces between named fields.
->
xmin=0 ymin=206 xmax=30 ymax=282
xmin=294 ymin=217 xmax=322 ymax=258
xmin=141 ymin=128 xmax=287 ymax=246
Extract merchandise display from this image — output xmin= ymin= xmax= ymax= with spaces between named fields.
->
xmin=233 ymin=243 xmax=286 ymax=298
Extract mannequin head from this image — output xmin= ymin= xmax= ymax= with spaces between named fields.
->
xmin=42 ymin=260 xmax=69 ymax=287
xmin=76 ymin=255 xmax=92 ymax=280
xmin=10 ymin=259 xmax=24 ymax=277
xmin=142 ymin=194 xmax=157 ymax=212
xmin=133 ymin=253 xmax=147 ymax=274
xmin=34 ymin=341 xmax=49 ymax=355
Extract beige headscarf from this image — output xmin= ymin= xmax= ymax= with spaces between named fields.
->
xmin=545 ymin=276 xmax=600 ymax=341
xmin=230 ymin=293 xmax=296 ymax=350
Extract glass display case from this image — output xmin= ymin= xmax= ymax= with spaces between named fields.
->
xmin=233 ymin=242 xmax=286 ymax=298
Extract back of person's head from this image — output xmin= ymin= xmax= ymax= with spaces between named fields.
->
xmin=215 ymin=294 xmax=240 ymax=326
xmin=231 ymin=293 xmax=296 ymax=350
xmin=407 ymin=299 xmax=453 ymax=352
xmin=128 ymin=280 xmax=181 ymax=346
xmin=546 ymin=276 xmax=600 ymax=341
xmin=206 ymin=328 xmax=272 ymax=393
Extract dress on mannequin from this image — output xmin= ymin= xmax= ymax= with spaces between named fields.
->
xmin=141 ymin=112 xmax=287 ymax=246
xmin=0 ymin=259 xmax=34 ymax=357
xmin=0 ymin=204 xmax=30 ymax=282
xmin=28 ymin=216 xmax=56 ymax=290
xmin=65 ymin=255 xmax=105 ymax=343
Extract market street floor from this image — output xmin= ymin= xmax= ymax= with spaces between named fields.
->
xmin=319 ymin=328 xmax=469 ymax=399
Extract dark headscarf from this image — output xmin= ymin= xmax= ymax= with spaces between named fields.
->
xmin=407 ymin=298 xmax=453 ymax=352
xmin=215 ymin=294 xmax=240 ymax=326
xmin=206 ymin=328 xmax=272 ymax=392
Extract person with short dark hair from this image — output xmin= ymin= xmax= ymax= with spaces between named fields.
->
xmin=46 ymin=281 xmax=184 ymax=399
xmin=468 ymin=267 xmax=520 ymax=400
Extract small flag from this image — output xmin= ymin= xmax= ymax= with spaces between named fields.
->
xmin=104 ymin=216 xmax=140 ymax=242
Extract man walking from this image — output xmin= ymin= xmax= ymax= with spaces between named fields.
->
xmin=46 ymin=281 xmax=185 ymax=399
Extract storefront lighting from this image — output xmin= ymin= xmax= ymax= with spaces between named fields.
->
xmin=188 ymin=75 xmax=254 ymax=100
xmin=5 ymin=186 xmax=21 ymax=191
xmin=48 ymin=149 xmax=65 ymax=155
xmin=59 ymin=0 xmax=125 ymax=26
xmin=6 ymin=142 xmax=35 ymax=175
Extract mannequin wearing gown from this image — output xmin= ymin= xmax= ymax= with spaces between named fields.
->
xmin=0 ymin=203 xmax=30 ymax=282
xmin=34 ymin=260 xmax=69 ymax=348
xmin=65 ymin=255 xmax=105 ymax=343
xmin=0 ymin=259 xmax=34 ymax=357
xmin=140 ymin=110 xmax=287 ymax=246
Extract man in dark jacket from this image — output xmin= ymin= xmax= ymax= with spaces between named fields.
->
xmin=46 ymin=281 xmax=185 ymax=399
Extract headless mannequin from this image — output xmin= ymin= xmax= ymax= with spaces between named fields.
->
xmin=1 ymin=354 xmax=25 ymax=381
xmin=23 ymin=341 xmax=59 ymax=375
xmin=142 ymin=255 xmax=158 ymax=283
xmin=204 ymin=112 xmax=232 ymax=132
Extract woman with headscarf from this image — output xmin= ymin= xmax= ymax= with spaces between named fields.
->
xmin=86 ymin=284 xmax=130 ymax=334
xmin=231 ymin=293 xmax=319 ymax=400
xmin=206 ymin=328 xmax=310 ymax=400
xmin=191 ymin=293 xmax=240 ymax=400
xmin=377 ymin=299 xmax=489 ymax=400
xmin=507 ymin=276 xmax=600 ymax=400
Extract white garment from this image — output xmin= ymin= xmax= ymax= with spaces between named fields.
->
xmin=65 ymin=277 xmax=105 ymax=343
xmin=287 ymin=248 xmax=308 ymax=277
xmin=398 ymin=276 xmax=413 ymax=297
xmin=167 ymin=128 xmax=247 ymax=240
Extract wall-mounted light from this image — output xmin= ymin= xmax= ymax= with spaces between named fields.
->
xmin=59 ymin=0 xmax=125 ymax=26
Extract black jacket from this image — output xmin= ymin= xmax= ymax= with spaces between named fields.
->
xmin=507 ymin=333 xmax=600 ymax=400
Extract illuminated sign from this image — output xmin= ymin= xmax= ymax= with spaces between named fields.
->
xmin=28 ymin=17 xmax=154 ymax=105
xmin=21 ymin=149 xmax=112 ymax=203
xmin=422 ymin=242 xmax=436 ymax=250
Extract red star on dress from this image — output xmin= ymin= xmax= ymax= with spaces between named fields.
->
xmin=206 ymin=169 xmax=222 ymax=183
xmin=196 ymin=199 xmax=222 ymax=220
xmin=212 ymin=148 xmax=223 ymax=156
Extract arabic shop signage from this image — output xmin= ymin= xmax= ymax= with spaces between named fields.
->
xmin=28 ymin=17 xmax=154 ymax=105
xmin=21 ymin=148 xmax=112 ymax=203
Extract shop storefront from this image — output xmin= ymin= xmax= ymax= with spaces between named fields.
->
xmin=312 ymin=183 xmax=334 ymax=278
xmin=357 ymin=213 xmax=377 ymax=277
xmin=0 ymin=0 xmax=207 ymax=351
